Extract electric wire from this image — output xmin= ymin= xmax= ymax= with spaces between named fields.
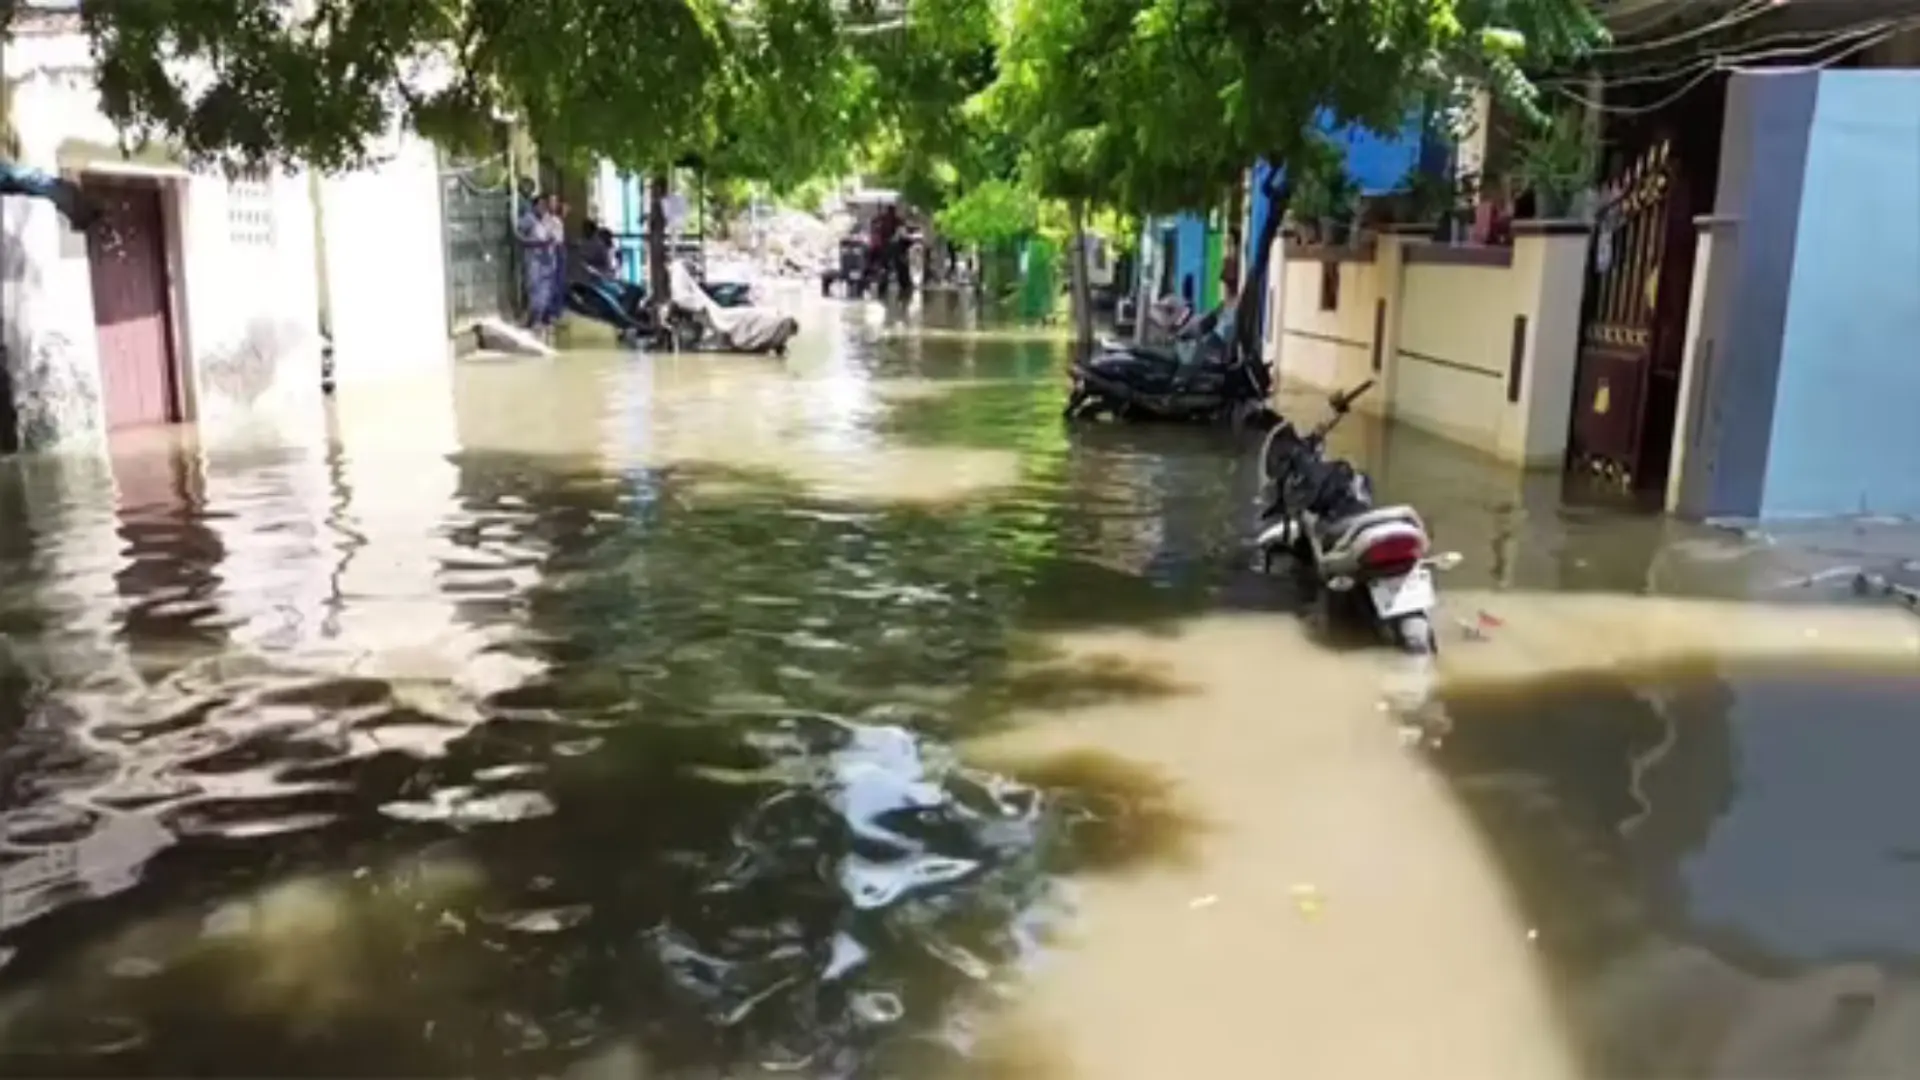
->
xmin=1548 ymin=15 xmax=1916 ymax=90
xmin=1553 ymin=16 xmax=1920 ymax=115
xmin=1595 ymin=0 xmax=1782 ymax=55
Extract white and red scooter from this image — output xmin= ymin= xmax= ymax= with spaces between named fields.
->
xmin=1253 ymin=379 xmax=1460 ymax=654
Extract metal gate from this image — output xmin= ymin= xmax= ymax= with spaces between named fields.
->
xmin=439 ymin=151 xmax=518 ymax=332
xmin=1567 ymin=138 xmax=1696 ymax=489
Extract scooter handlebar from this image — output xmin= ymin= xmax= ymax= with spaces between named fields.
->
xmin=1331 ymin=378 xmax=1376 ymax=414
xmin=1309 ymin=378 xmax=1378 ymax=441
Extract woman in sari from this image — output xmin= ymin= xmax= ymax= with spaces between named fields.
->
xmin=516 ymin=193 xmax=565 ymax=332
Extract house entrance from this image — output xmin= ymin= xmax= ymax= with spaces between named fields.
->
xmin=84 ymin=177 xmax=180 ymax=430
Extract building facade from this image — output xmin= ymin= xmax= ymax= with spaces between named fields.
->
xmin=3 ymin=10 xmax=464 ymax=455
xmin=3 ymin=17 xmax=325 ymax=452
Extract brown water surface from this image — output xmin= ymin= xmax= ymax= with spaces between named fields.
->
xmin=4 ymin=292 xmax=1920 ymax=1078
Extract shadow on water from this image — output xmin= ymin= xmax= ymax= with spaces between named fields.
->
xmin=1428 ymin=658 xmax=1920 ymax=1077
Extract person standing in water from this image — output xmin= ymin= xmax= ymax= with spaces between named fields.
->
xmin=516 ymin=193 xmax=565 ymax=335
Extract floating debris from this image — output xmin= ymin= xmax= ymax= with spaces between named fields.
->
xmin=378 ymin=787 xmax=556 ymax=827
xmin=850 ymin=990 xmax=905 ymax=1026
xmin=107 ymin=956 xmax=163 ymax=980
xmin=1854 ymin=571 xmax=1920 ymax=615
xmin=479 ymin=904 xmax=592 ymax=934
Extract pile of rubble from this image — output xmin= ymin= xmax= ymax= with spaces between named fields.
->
xmin=719 ymin=207 xmax=839 ymax=279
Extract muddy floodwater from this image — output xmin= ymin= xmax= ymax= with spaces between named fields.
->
xmin=5 ymin=291 xmax=1920 ymax=1079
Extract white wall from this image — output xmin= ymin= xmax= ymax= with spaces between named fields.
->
xmin=176 ymin=167 xmax=326 ymax=440
xmin=4 ymin=59 xmax=111 ymax=450
xmin=317 ymin=130 xmax=450 ymax=385
xmin=4 ymin=28 xmax=326 ymax=450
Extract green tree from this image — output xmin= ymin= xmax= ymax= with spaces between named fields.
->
xmin=8 ymin=0 xmax=884 ymax=316
xmin=839 ymin=0 xmax=1005 ymax=277
xmin=983 ymin=0 xmax=1128 ymax=343
xmin=1132 ymin=0 xmax=1606 ymax=351
xmin=965 ymin=0 xmax=1604 ymax=349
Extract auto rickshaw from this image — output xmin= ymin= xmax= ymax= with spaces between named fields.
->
xmin=821 ymin=235 xmax=872 ymax=297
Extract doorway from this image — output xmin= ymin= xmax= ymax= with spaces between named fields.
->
xmin=1 ymin=347 xmax=16 ymax=453
xmin=84 ymin=176 xmax=180 ymax=430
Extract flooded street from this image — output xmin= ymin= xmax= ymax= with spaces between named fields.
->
xmin=5 ymin=291 xmax=1920 ymax=1079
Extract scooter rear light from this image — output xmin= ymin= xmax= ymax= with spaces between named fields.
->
xmin=1359 ymin=532 xmax=1425 ymax=575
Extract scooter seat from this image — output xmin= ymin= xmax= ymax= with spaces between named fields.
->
xmin=1318 ymin=504 xmax=1426 ymax=549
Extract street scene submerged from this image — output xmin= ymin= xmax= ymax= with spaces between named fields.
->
xmin=5 ymin=292 xmax=1920 ymax=1078
xmin=8 ymin=0 xmax=1920 ymax=1076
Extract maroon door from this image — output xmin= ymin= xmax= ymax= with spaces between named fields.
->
xmin=86 ymin=179 xmax=178 ymax=430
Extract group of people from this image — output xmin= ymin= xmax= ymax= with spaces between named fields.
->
xmin=516 ymin=192 xmax=571 ymax=334
xmin=516 ymin=191 xmax=636 ymax=337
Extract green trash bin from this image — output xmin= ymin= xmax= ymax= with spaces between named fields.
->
xmin=1202 ymin=226 xmax=1224 ymax=311
xmin=1018 ymin=235 xmax=1057 ymax=322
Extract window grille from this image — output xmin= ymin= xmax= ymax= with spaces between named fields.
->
xmin=227 ymin=170 xmax=276 ymax=249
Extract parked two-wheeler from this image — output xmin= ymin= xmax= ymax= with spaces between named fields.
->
xmin=1063 ymin=306 xmax=1274 ymax=428
xmin=1252 ymin=378 xmax=1458 ymax=654
xmin=567 ymin=273 xmax=759 ymax=349
xmin=664 ymin=261 xmax=799 ymax=355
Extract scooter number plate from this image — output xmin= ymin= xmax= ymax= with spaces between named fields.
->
xmin=1368 ymin=566 xmax=1435 ymax=619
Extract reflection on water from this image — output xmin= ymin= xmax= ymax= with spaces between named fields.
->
xmin=1433 ymin=661 xmax=1920 ymax=1076
xmin=0 ymin=306 xmax=1239 ymax=1077
xmin=3 ymin=295 xmax=1920 ymax=1077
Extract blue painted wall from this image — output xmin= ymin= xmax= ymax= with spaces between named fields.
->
xmin=1143 ymin=112 xmax=1436 ymax=336
xmin=1681 ymin=71 xmax=1819 ymax=521
xmin=1761 ymin=72 xmax=1920 ymax=516
xmin=1249 ymin=159 xmax=1280 ymax=341
xmin=1242 ymin=113 xmax=1439 ymax=350
xmin=1174 ymin=213 xmax=1209 ymax=306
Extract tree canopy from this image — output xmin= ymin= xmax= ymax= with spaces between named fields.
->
xmin=0 ymin=0 xmax=872 ymax=184
xmin=4 ymin=0 xmax=1606 ymax=249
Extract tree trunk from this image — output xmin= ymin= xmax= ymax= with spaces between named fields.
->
xmin=1226 ymin=174 xmax=1247 ymax=291
xmin=647 ymin=172 xmax=671 ymax=323
xmin=1134 ymin=215 xmax=1153 ymax=344
xmin=1235 ymin=169 xmax=1290 ymax=361
xmin=1068 ymin=198 xmax=1094 ymax=347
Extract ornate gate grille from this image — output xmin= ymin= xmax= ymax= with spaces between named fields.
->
xmin=1568 ymin=138 xmax=1690 ymax=489
xmin=439 ymin=151 xmax=518 ymax=333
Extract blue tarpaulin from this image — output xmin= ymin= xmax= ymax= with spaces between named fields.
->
xmin=1243 ymin=109 xmax=1440 ymax=341
xmin=1260 ymin=107 xmax=1437 ymax=196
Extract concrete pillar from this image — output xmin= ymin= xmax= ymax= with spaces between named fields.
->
xmin=1507 ymin=221 xmax=1592 ymax=467
xmin=1666 ymin=218 xmax=1729 ymax=515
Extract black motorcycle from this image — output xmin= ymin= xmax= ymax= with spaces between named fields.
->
xmin=1063 ymin=306 xmax=1274 ymax=428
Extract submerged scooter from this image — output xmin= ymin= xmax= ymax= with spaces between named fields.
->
xmin=1064 ymin=304 xmax=1273 ymax=427
xmin=1253 ymin=378 xmax=1458 ymax=654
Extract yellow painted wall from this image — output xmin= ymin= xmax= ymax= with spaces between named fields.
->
xmin=1269 ymin=230 xmax=1589 ymax=467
